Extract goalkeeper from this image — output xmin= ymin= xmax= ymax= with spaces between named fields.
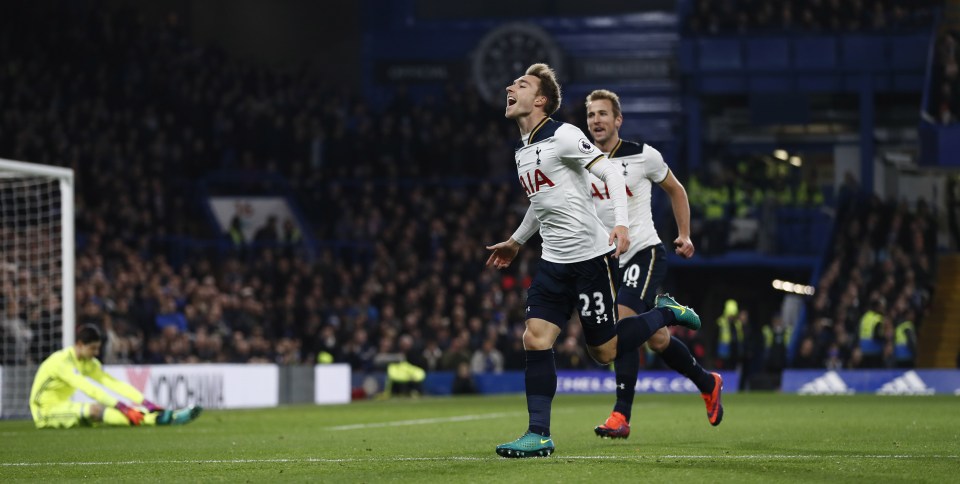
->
xmin=29 ymin=324 xmax=201 ymax=429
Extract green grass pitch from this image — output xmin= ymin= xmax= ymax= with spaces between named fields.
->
xmin=1 ymin=393 xmax=957 ymax=482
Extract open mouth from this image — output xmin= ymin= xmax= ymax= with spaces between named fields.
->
xmin=506 ymin=97 xmax=517 ymax=107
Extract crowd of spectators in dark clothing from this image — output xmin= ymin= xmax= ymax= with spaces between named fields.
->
xmin=0 ymin=3 xmax=598 ymax=373
xmin=795 ymin=176 xmax=936 ymax=369
xmin=687 ymin=0 xmax=938 ymax=35
xmin=928 ymin=29 xmax=960 ymax=124
xmin=0 ymin=3 xmax=939 ymax=380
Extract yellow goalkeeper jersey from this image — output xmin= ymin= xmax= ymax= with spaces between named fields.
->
xmin=30 ymin=347 xmax=144 ymax=410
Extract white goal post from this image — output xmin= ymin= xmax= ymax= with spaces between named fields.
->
xmin=0 ymin=158 xmax=74 ymax=418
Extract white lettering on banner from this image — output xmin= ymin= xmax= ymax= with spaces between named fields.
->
xmin=557 ymin=377 xmax=607 ymax=393
xmin=557 ymin=375 xmax=701 ymax=393
xmin=151 ymin=373 xmax=225 ymax=408
xmin=72 ymin=364 xmax=278 ymax=409
xmin=635 ymin=376 xmax=699 ymax=393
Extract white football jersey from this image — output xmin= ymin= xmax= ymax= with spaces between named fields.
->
xmin=514 ymin=118 xmax=613 ymax=264
xmin=588 ymin=139 xmax=668 ymax=265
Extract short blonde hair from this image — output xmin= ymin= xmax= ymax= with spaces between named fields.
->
xmin=585 ymin=89 xmax=622 ymax=118
xmin=525 ymin=63 xmax=562 ymax=115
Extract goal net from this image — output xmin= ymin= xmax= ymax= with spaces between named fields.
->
xmin=0 ymin=158 xmax=74 ymax=419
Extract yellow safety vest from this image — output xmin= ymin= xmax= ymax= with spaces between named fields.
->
xmin=894 ymin=320 xmax=915 ymax=361
xmin=858 ymin=310 xmax=884 ymax=355
xmin=762 ymin=325 xmax=791 ymax=348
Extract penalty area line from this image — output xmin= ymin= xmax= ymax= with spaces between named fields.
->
xmin=3 ymin=455 xmax=957 ymax=467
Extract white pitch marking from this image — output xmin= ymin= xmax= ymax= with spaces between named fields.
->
xmin=325 ymin=412 xmax=525 ymax=431
xmin=2 ymin=455 xmax=957 ymax=467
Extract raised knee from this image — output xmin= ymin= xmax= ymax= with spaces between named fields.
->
xmin=596 ymin=354 xmax=615 ymax=365
xmin=523 ymin=330 xmax=552 ymax=351
xmin=587 ymin=347 xmax=617 ymax=365
xmin=646 ymin=328 xmax=671 ymax=353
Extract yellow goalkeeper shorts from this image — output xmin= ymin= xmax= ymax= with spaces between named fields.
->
xmin=32 ymin=401 xmax=92 ymax=429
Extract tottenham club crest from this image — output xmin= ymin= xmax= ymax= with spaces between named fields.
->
xmin=578 ymin=139 xmax=595 ymax=154
xmin=536 ymin=147 xmax=541 ymax=165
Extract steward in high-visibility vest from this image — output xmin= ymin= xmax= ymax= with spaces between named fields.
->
xmin=228 ymin=216 xmax=246 ymax=253
xmin=858 ymin=298 xmax=886 ymax=367
xmin=716 ymin=299 xmax=744 ymax=368
xmin=858 ymin=310 xmax=884 ymax=355
xmin=762 ymin=317 xmax=791 ymax=372
xmin=894 ymin=319 xmax=916 ymax=368
xmin=385 ymin=361 xmax=426 ymax=397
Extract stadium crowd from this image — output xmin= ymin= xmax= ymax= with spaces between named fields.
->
xmin=797 ymin=176 xmax=936 ymax=369
xmin=929 ymin=28 xmax=960 ymax=124
xmin=0 ymin=2 xmax=937 ymax=379
xmin=0 ymin=4 xmax=599 ymax=372
xmin=686 ymin=0 xmax=939 ymax=35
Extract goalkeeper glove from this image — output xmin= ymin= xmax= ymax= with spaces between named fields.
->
xmin=141 ymin=399 xmax=164 ymax=413
xmin=116 ymin=402 xmax=144 ymax=426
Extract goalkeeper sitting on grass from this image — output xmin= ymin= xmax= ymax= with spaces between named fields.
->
xmin=30 ymin=324 xmax=201 ymax=429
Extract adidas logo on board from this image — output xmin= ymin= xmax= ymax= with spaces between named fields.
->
xmin=798 ymin=371 xmax=855 ymax=395
xmin=877 ymin=371 xmax=935 ymax=395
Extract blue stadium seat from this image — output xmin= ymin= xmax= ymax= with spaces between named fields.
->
xmin=746 ymin=38 xmax=789 ymax=70
xmin=841 ymin=36 xmax=886 ymax=71
xmin=698 ymin=39 xmax=742 ymax=71
xmin=677 ymin=39 xmax=696 ymax=71
xmin=793 ymin=37 xmax=837 ymax=70
xmin=890 ymin=35 xmax=929 ymax=70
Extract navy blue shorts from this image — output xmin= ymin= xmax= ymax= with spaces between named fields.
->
xmin=617 ymin=243 xmax=667 ymax=314
xmin=526 ymin=252 xmax=619 ymax=347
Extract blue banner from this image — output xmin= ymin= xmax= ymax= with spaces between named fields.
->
xmin=781 ymin=370 xmax=960 ymax=395
xmin=556 ymin=370 xmax=739 ymax=394
xmin=421 ymin=370 xmax=738 ymax=395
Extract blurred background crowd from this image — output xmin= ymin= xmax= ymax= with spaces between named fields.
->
xmin=0 ymin=0 xmax=948 ymax=383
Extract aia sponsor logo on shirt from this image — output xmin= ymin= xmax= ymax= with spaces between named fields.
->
xmin=519 ymin=169 xmax=554 ymax=195
xmin=591 ymin=182 xmax=633 ymax=199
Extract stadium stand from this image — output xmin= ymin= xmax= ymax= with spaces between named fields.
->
xmin=0 ymin=1 xmax=947 ymax=385
xmin=802 ymin=186 xmax=937 ymax=369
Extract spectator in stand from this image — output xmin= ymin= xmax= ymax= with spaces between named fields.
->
xmin=716 ymin=299 xmax=745 ymax=370
xmin=451 ymin=362 xmax=478 ymax=395
xmin=929 ymin=30 xmax=960 ymax=124
xmin=470 ymin=337 xmax=504 ymax=374
xmin=688 ymin=0 xmax=937 ymax=35
xmin=440 ymin=333 xmax=473 ymax=371
xmin=555 ymin=335 xmax=590 ymax=370
xmin=804 ymin=193 xmax=935 ymax=369
xmin=760 ymin=316 xmax=790 ymax=387
xmin=155 ymin=296 xmax=188 ymax=334
xmin=253 ymin=216 xmax=280 ymax=244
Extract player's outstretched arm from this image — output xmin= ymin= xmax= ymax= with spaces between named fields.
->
xmin=487 ymin=205 xmax=539 ymax=269
xmin=486 ymin=239 xmax=521 ymax=269
xmin=658 ymin=170 xmax=694 ymax=258
xmin=55 ymin=362 xmax=121 ymax=409
xmin=88 ymin=360 xmax=155 ymax=408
